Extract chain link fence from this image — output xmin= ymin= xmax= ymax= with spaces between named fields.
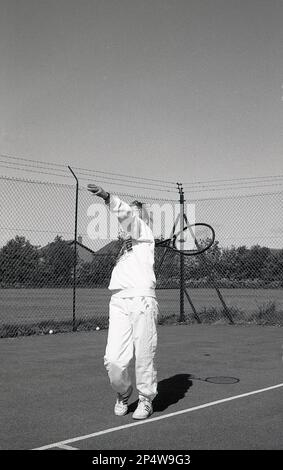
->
xmin=182 ymin=191 xmax=283 ymax=325
xmin=0 ymin=175 xmax=282 ymax=337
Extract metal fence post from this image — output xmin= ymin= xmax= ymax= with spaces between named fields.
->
xmin=178 ymin=183 xmax=185 ymax=322
xmin=68 ymin=166 xmax=79 ymax=332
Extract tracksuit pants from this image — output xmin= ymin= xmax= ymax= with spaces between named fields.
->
xmin=104 ymin=296 xmax=159 ymax=401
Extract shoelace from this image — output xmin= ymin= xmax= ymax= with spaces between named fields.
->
xmin=117 ymin=394 xmax=129 ymax=405
xmin=139 ymin=401 xmax=152 ymax=412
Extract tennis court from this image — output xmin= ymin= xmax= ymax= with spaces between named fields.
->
xmin=1 ymin=0 xmax=283 ymax=456
xmin=1 ymin=324 xmax=282 ymax=450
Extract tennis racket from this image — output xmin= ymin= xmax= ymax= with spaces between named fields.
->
xmin=156 ymin=220 xmax=215 ymax=256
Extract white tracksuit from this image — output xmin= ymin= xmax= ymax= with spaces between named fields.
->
xmin=104 ymin=195 xmax=159 ymax=400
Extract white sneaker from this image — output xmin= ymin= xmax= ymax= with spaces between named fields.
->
xmin=132 ymin=397 xmax=153 ymax=420
xmin=114 ymin=386 xmax=133 ymax=416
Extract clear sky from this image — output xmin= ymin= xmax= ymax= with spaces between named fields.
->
xmin=0 ymin=0 xmax=282 ymax=251
xmin=1 ymin=0 xmax=283 ymax=183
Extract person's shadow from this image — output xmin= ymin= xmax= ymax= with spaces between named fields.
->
xmin=128 ymin=374 xmax=193 ymax=413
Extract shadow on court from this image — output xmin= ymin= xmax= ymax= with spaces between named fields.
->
xmin=128 ymin=374 xmax=193 ymax=413
xmin=1 ymin=324 xmax=283 ymax=449
xmin=128 ymin=373 xmax=240 ymax=413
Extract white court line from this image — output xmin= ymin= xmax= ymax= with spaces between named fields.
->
xmin=56 ymin=444 xmax=79 ymax=450
xmin=33 ymin=383 xmax=283 ymax=450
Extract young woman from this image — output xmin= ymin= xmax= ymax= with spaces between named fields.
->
xmin=88 ymin=184 xmax=159 ymax=420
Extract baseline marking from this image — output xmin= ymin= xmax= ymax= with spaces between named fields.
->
xmin=56 ymin=444 xmax=79 ymax=450
xmin=33 ymin=383 xmax=283 ymax=450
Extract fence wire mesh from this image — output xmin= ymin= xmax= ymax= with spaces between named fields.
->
xmin=0 ymin=175 xmax=282 ymax=338
xmin=182 ymin=191 xmax=283 ymax=325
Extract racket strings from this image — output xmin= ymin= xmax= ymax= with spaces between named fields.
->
xmin=174 ymin=225 xmax=214 ymax=253
xmin=173 ymin=224 xmax=215 ymax=255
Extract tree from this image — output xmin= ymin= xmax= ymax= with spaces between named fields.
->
xmin=155 ymin=243 xmax=180 ymax=287
xmin=77 ymin=254 xmax=116 ymax=287
xmin=262 ymin=249 xmax=283 ymax=285
xmin=0 ymin=236 xmax=39 ymax=287
xmin=240 ymin=245 xmax=268 ymax=279
xmin=39 ymin=236 xmax=74 ymax=286
xmin=183 ymin=241 xmax=222 ymax=281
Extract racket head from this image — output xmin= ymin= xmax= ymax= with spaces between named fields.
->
xmin=173 ymin=223 xmax=215 ymax=255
